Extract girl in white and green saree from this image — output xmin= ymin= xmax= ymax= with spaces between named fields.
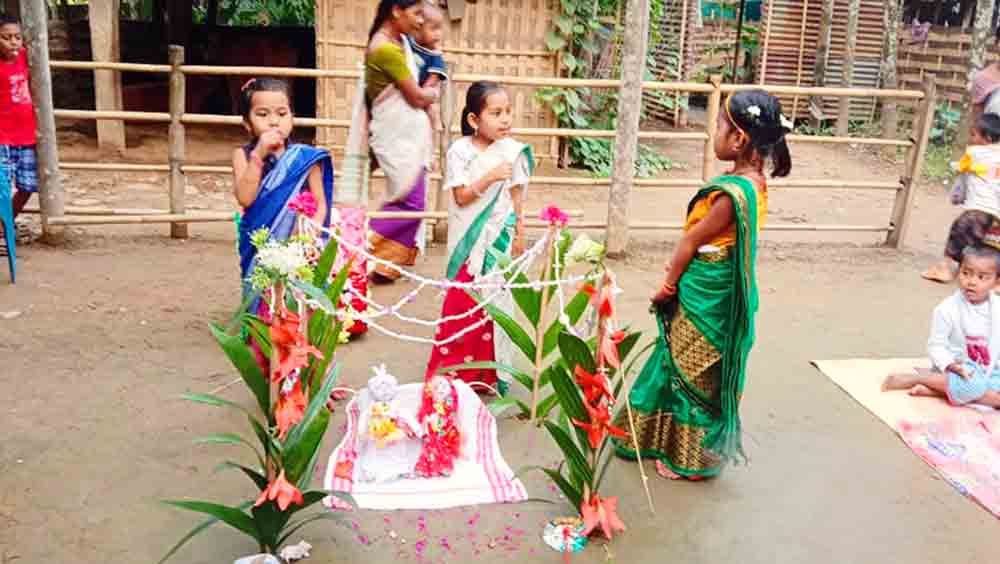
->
xmin=613 ymin=90 xmax=793 ymax=480
xmin=424 ymin=82 xmax=533 ymax=392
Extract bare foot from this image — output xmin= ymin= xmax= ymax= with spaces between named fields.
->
xmin=882 ymin=372 xmax=919 ymax=392
xmin=654 ymin=460 xmax=704 ymax=481
xmin=921 ymin=263 xmax=955 ymax=284
xmin=908 ymin=384 xmax=937 ymax=397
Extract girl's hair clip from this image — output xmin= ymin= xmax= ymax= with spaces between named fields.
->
xmin=241 ymin=78 xmax=257 ymax=92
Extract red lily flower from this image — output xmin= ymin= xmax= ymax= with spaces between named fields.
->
xmin=580 ymin=494 xmax=626 ymax=540
xmin=579 ymin=281 xmax=614 ymax=319
xmin=254 ymin=469 xmax=304 ymax=511
xmin=574 ymin=365 xmax=612 ymax=405
xmin=269 ymin=307 xmax=323 ymax=384
xmin=599 ymin=329 xmax=627 ymax=370
xmin=572 ymin=401 xmax=628 ymax=449
xmin=275 ymin=380 xmax=307 ymax=439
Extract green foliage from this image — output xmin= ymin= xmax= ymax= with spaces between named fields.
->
xmin=161 ymin=238 xmax=355 ymax=561
xmin=930 ymin=104 xmax=962 ymax=146
xmin=537 ymin=0 xmax=679 ymax=176
xmin=694 ymin=24 xmax=760 ymax=84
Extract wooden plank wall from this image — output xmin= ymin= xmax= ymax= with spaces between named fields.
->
xmin=315 ymin=0 xmax=559 ymax=157
xmin=897 ymin=25 xmax=998 ymax=108
xmin=760 ymin=0 xmax=885 ymax=121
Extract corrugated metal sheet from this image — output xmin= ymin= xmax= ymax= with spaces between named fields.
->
xmin=759 ymin=0 xmax=885 ymax=121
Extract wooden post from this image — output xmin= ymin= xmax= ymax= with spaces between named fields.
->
xmin=168 ymin=45 xmax=188 ymax=239
xmin=955 ymin=0 xmax=996 ymax=154
xmin=836 ymin=0 xmax=861 ymax=135
xmin=432 ymin=62 xmax=455 ymax=244
xmin=89 ymin=0 xmax=126 ymax=155
xmin=758 ymin=0 xmax=774 ymax=85
xmin=881 ymin=0 xmax=901 ymax=157
xmin=673 ymin=0 xmax=689 ymax=127
xmin=887 ymin=75 xmax=936 ymax=249
xmin=790 ymin=0 xmax=810 ymax=121
xmin=809 ymin=0 xmax=833 ymax=125
xmin=731 ymin=0 xmax=748 ymax=83
xmin=605 ymin=0 xmax=649 ymax=257
xmin=20 ymin=0 xmax=65 ymax=243
xmin=702 ymin=76 xmax=722 ymax=183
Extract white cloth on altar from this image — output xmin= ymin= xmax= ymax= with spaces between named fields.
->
xmin=323 ymin=380 xmax=528 ymax=510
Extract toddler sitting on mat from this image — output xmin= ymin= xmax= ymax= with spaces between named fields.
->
xmin=884 ymin=243 xmax=1000 ymax=408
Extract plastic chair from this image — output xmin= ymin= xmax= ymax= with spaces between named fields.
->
xmin=0 ymin=162 xmax=16 ymax=283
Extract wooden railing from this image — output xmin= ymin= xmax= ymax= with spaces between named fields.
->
xmin=39 ymin=46 xmax=935 ymax=249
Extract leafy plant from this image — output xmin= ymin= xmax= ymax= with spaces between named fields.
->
xmin=694 ymin=24 xmax=760 ymax=84
xmin=161 ymin=226 xmax=354 ymax=562
xmin=930 ymin=103 xmax=962 ymax=146
xmin=537 ymin=0 xmax=679 ymax=176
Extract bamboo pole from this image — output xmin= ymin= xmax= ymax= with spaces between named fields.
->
xmin=43 ymin=210 xmax=584 ymax=224
xmin=887 ymin=75 xmax=936 ymax=248
xmin=434 ymin=65 xmax=456 ymax=243
xmin=606 ymin=0 xmax=649 ymax=257
xmin=836 ymin=0 xmax=861 ymax=135
xmin=44 ymin=213 xmax=894 ymax=232
xmin=54 ymin=109 xmax=172 ymax=122
xmin=790 ymin=0 xmax=810 ymax=121
xmin=61 ymin=162 xmax=171 ymax=172
xmin=530 ymin=226 xmax=556 ymax=422
xmin=702 ymin=76 xmax=723 ymax=182
xmin=50 ymin=60 xmax=172 ymax=72
xmin=168 ymin=45 xmax=187 ymax=239
xmin=21 ymin=0 xmax=65 ymax=243
xmin=317 ymin=38 xmax=553 ymax=58
xmin=759 ymin=0 xmax=774 ymax=86
xmin=48 ymin=58 xmax=927 ymax=98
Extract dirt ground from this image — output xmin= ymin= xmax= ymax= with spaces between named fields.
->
xmin=1 ymin=124 xmax=996 ymax=564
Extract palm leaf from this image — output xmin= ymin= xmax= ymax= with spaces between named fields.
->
xmin=483 ymin=302 xmax=536 ymax=360
xmin=276 ymin=512 xmax=346 ymax=548
xmin=210 ymin=322 xmax=270 ymax=417
xmin=213 ymin=461 xmax=268 ymax=491
xmin=158 ymin=501 xmax=254 ymax=564
xmin=194 ymin=433 xmax=265 ymax=469
xmin=542 ymin=467 xmax=583 ymax=509
xmin=541 ymin=290 xmax=590 ymax=358
xmin=558 ymin=332 xmax=597 ymax=374
xmin=162 ymin=500 xmax=259 ymax=540
xmin=543 ymin=420 xmax=594 ymax=487
xmin=312 ymin=237 xmax=340 ymax=288
xmin=283 ymin=364 xmax=342 ymax=484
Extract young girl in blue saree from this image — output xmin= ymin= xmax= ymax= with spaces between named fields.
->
xmin=232 ymin=78 xmax=334 ymax=292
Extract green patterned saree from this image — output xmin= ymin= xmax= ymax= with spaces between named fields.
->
xmin=614 ymin=175 xmax=761 ymax=478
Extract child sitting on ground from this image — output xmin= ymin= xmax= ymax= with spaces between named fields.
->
xmin=922 ymin=113 xmax=1000 ymax=283
xmin=884 ymin=243 xmax=1000 ymax=408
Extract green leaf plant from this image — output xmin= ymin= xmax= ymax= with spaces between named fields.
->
xmin=161 ymin=232 xmax=356 ymax=562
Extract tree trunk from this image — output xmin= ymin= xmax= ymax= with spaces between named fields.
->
xmin=836 ymin=0 xmax=861 ymax=136
xmin=19 ymin=0 xmax=65 ymax=243
xmin=881 ymin=0 xmax=901 ymax=154
xmin=89 ymin=0 xmax=126 ymax=155
xmin=810 ymin=0 xmax=835 ymax=126
xmin=955 ymin=0 xmax=996 ymax=154
xmin=605 ymin=0 xmax=649 ymax=257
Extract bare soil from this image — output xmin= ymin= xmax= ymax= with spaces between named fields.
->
xmin=1 ymin=124 xmax=992 ymax=564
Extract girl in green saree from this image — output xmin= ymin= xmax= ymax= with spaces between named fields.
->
xmin=613 ymin=90 xmax=793 ymax=480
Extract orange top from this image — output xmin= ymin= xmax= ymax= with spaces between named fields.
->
xmin=683 ymin=181 xmax=768 ymax=249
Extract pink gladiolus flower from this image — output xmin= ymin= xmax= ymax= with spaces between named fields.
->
xmin=540 ymin=205 xmax=569 ymax=227
xmin=580 ymin=494 xmax=626 ymax=540
xmin=289 ymin=191 xmax=319 ymax=217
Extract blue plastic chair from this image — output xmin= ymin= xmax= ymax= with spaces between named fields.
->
xmin=0 ymin=162 xmax=16 ymax=283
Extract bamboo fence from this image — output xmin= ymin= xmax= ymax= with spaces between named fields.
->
xmin=43 ymin=49 xmax=933 ymax=248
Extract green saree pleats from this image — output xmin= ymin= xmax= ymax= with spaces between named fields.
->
xmin=614 ymin=175 xmax=760 ymax=476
